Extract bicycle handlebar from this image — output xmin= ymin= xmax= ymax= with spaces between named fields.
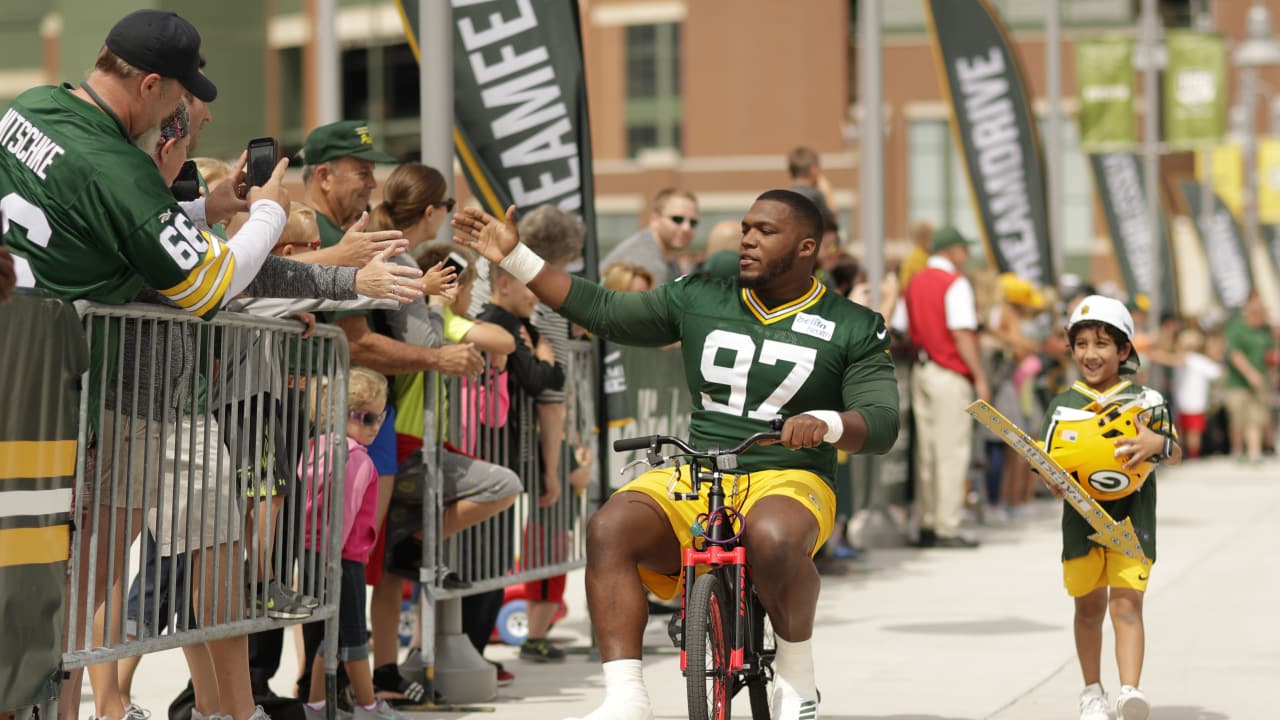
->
xmin=612 ymin=417 xmax=785 ymax=459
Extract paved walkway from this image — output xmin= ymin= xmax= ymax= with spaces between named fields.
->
xmin=91 ymin=456 xmax=1278 ymax=719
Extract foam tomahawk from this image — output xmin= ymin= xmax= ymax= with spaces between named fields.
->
xmin=966 ymin=399 xmax=1150 ymax=566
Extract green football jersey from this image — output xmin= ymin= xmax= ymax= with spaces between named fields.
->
xmin=0 ymin=85 xmax=232 ymax=318
xmin=1041 ymin=380 xmax=1177 ymax=562
xmin=559 ymin=273 xmax=900 ymax=487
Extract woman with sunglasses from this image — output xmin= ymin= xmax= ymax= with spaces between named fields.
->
xmin=347 ymin=162 xmax=520 ymax=702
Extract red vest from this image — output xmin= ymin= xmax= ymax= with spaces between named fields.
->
xmin=904 ymin=266 xmax=973 ymax=380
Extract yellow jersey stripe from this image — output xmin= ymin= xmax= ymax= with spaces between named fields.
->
xmin=0 ymin=440 xmax=77 ymax=480
xmin=741 ymin=278 xmax=826 ymax=325
xmin=189 ymin=252 xmax=236 ymax=318
xmin=0 ymin=525 xmax=70 ymax=567
xmin=164 ymin=238 xmax=225 ymax=303
xmin=162 ymin=243 xmax=234 ymax=315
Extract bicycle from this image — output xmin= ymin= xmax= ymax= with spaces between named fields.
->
xmin=614 ymin=420 xmax=783 ymax=720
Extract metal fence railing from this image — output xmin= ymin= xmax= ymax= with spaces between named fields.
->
xmin=423 ymin=338 xmax=596 ymax=600
xmin=64 ymin=302 xmax=348 ymax=681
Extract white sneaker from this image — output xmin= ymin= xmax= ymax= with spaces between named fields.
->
xmin=246 ymin=706 xmax=272 ymax=720
xmin=1079 ymin=683 xmax=1110 ymax=720
xmin=771 ymin=676 xmax=819 ymax=720
xmin=354 ymin=700 xmax=408 ymax=720
xmin=1116 ymin=685 xmax=1150 ymax=720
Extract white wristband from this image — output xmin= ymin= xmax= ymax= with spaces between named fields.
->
xmin=498 ymin=243 xmax=547 ymax=285
xmin=802 ymin=410 xmax=844 ymax=444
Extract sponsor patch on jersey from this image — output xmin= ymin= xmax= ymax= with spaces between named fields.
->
xmin=791 ymin=312 xmax=834 ymax=341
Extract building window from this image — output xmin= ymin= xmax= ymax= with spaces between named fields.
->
xmin=625 ymin=23 xmax=681 ymax=158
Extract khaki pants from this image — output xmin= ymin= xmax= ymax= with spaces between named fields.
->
xmin=911 ymin=361 xmax=975 ymax=537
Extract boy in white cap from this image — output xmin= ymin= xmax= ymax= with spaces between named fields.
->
xmin=1040 ymin=295 xmax=1182 ymax=720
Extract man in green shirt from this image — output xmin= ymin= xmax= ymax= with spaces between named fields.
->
xmin=1224 ymin=292 xmax=1274 ymax=463
xmin=299 ymin=120 xmax=403 ymax=268
xmin=453 ymin=189 xmax=900 ymax=720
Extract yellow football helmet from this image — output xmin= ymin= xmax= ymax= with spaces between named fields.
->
xmin=1045 ymin=398 xmax=1156 ymax=501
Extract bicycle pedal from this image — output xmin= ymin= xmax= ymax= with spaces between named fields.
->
xmin=667 ymin=612 xmax=683 ymax=648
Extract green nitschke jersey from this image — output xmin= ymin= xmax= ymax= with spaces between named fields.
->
xmin=559 ymin=273 xmax=901 ymax=488
xmin=0 ymin=85 xmax=232 ymax=318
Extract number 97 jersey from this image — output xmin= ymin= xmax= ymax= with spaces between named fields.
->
xmin=670 ymin=274 xmax=897 ymax=489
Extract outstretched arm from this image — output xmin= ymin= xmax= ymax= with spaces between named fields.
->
xmin=452 ymin=206 xmax=678 ymax=346
xmin=452 ymin=206 xmax=573 ymax=308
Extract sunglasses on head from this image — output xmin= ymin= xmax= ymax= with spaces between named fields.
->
xmin=348 ymin=409 xmax=388 ymax=428
xmin=433 ymin=198 xmax=456 ymax=213
xmin=667 ymin=215 xmax=699 ymax=228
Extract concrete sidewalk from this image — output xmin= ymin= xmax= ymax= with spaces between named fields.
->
xmin=95 ymin=456 xmax=1278 ymax=719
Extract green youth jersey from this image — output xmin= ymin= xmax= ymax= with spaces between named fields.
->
xmin=0 ymin=85 xmax=234 ymax=318
xmin=1041 ymin=380 xmax=1178 ymax=562
xmin=558 ymin=273 xmax=900 ymax=488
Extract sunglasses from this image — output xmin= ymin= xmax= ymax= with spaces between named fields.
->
xmin=667 ymin=214 xmax=699 ymax=228
xmin=348 ymin=409 xmax=388 ymax=428
xmin=433 ymin=198 xmax=456 ymax=213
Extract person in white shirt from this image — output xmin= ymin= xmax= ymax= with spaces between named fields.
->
xmin=1170 ymin=327 xmax=1222 ymax=459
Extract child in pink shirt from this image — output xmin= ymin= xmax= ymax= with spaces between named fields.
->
xmin=299 ymin=367 xmax=405 ymax=720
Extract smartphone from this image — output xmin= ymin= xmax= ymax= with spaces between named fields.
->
xmin=170 ymin=159 xmax=201 ymax=201
xmin=245 ymin=137 xmax=280 ymax=188
xmin=442 ymin=251 xmax=468 ymax=276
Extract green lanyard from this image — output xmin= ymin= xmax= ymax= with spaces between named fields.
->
xmin=79 ymin=81 xmax=131 ymax=141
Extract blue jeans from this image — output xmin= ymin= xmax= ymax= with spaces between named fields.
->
xmin=126 ymin=531 xmax=193 ymax=637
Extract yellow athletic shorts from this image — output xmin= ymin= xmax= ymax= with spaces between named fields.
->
xmin=1063 ymin=546 xmax=1152 ymax=597
xmin=621 ymin=465 xmax=836 ymax=601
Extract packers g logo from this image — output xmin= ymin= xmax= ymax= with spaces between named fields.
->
xmin=1087 ymin=469 xmax=1131 ymax=498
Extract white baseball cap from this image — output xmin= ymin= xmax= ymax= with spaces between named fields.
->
xmin=1067 ymin=294 xmax=1140 ymax=371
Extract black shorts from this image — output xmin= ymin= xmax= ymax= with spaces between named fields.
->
xmin=302 ymin=551 xmax=368 ymax=662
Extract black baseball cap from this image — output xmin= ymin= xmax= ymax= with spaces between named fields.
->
xmin=105 ymin=10 xmax=217 ymax=102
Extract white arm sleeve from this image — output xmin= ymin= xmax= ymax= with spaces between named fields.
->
xmin=178 ymin=198 xmax=209 ymax=232
xmin=222 ymin=200 xmax=287 ymax=305
xmin=943 ymin=276 xmax=979 ymax=330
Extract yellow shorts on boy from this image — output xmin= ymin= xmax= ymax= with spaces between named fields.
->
xmin=621 ymin=465 xmax=836 ymax=601
xmin=1063 ymin=546 xmax=1152 ymax=597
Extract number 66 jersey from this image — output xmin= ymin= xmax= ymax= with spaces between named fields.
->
xmin=0 ymin=85 xmax=232 ymax=318
xmin=558 ymin=272 xmax=900 ymax=489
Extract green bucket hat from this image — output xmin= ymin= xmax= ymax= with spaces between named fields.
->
xmin=931 ymin=225 xmax=971 ymax=253
xmin=302 ymin=120 xmax=397 ymax=165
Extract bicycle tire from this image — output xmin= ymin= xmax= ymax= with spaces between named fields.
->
xmin=747 ymin=587 xmax=774 ymax=720
xmin=685 ymin=572 xmax=732 ymax=720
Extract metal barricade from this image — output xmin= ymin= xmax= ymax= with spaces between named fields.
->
xmin=427 ymin=338 xmax=596 ymax=598
xmin=64 ymin=302 xmax=348 ymax=680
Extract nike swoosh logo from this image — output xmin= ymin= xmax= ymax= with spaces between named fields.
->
xmin=1138 ymin=574 xmax=1149 ymax=581
xmin=876 ymin=328 xmax=887 ymax=340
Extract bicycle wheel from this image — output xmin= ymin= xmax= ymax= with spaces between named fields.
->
xmin=747 ymin=587 xmax=775 ymax=720
xmin=685 ymin=572 xmax=732 ymax=720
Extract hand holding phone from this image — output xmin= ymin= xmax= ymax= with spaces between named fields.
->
xmin=442 ymin=251 xmax=468 ymax=276
xmin=246 ymin=137 xmax=280 ymax=188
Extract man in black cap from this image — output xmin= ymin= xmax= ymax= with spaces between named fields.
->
xmin=0 ymin=10 xmax=290 ymax=720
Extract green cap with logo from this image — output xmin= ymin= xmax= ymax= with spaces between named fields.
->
xmin=301 ymin=120 xmax=397 ymax=165
xmin=930 ymin=225 xmax=972 ymax=252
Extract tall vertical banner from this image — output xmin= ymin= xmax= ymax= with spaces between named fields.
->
xmin=1164 ymin=31 xmax=1227 ymax=150
xmin=1088 ymin=153 xmax=1179 ymax=313
xmin=396 ymin=0 xmax=599 ymax=280
xmin=923 ymin=0 xmax=1055 ymax=288
xmin=1178 ymin=179 xmax=1255 ymax=309
xmin=1077 ymin=37 xmax=1137 ymax=151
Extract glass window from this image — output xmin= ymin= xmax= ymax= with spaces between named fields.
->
xmin=908 ymin=119 xmax=948 ymax=226
xmin=626 ymin=23 xmax=682 ymax=157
